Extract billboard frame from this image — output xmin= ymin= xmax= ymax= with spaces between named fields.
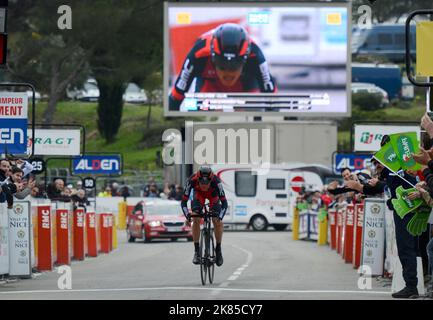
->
xmin=163 ymin=1 xmax=352 ymax=118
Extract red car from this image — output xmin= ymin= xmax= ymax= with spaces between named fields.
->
xmin=126 ymin=199 xmax=193 ymax=242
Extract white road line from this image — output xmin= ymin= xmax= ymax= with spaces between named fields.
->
xmin=0 ymin=287 xmax=391 ymax=295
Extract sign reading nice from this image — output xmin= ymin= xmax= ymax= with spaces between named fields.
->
xmin=0 ymin=92 xmax=28 ymax=154
xmin=72 ymin=155 xmax=122 ymax=175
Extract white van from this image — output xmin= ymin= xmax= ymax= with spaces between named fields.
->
xmin=211 ymin=163 xmax=332 ymax=231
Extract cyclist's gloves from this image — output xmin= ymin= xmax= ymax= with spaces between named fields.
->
xmin=181 ymin=201 xmax=190 ymax=220
xmin=218 ymin=207 xmax=227 ymax=221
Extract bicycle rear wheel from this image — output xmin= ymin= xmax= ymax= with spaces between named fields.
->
xmin=208 ymin=230 xmax=215 ymax=284
xmin=199 ymin=229 xmax=207 ymax=285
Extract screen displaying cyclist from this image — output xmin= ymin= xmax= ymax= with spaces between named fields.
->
xmin=181 ymin=166 xmax=228 ymax=267
xmin=169 ymin=23 xmax=277 ymax=111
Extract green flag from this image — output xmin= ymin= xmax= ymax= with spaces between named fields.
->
xmin=374 ymin=140 xmax=401 ymax=172
xmin=318 ymin=208 xmax=327 ymax=222
xmin=407 ymin=206 xmax=431 ymax=236
xmin=389 ymin=132 xmax=422 ymax=171
xmin=391 ymin=186 xmax=424 ymax=219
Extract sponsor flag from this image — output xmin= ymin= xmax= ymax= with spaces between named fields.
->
xmin=373 ymin=132 xmax=421 ymax=172
xmin=389 ymin=132 xmax=422 ymax=171
xmin=373 ymin=141 xmax=401 ymax=172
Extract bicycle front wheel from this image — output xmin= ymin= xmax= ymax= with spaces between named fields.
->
xmin=199 ymin=229 xmax=207 ymax=285
xmin=208 ymin=229 xmax=215 ymax=284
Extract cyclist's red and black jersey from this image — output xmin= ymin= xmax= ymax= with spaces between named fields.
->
xmin=180 ymin=172 xmax=228 ymax=220
xmin=169 ymin=30 xmax=277 ymax=111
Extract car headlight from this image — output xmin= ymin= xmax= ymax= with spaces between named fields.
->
xmin=148 ymin=221 xmax=162 ymax=227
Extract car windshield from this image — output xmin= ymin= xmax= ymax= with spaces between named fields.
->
xmin=84 ymin=83 xmax=98 ymax=91
xmin=126 ymin=83 xmax=141 ymax=93
xmin=146 ymin=205 xmax=182 ymax=216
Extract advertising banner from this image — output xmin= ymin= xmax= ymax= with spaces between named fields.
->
xmin=333 ymin=153 xmax=372 ymax=174
xmin=72 ymin=155 xmax=122 ymax=175
xmin=0 ymin=92 xmax=28 ymax=154
xmin=361 ymin=199 xmax=386 ymax=276
xmin=354 ymin=125 xmax=420 ymax=152
xmin=27 ymin=129 xmax=81 ymax=156
xmin=8 ymin=202 xmax=32 ymax=277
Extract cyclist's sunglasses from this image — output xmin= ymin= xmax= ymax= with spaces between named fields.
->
xmin=214 ymin=55 xmax=245 ymax=71
xmin=198 ymin=176 xmax=211 ymax=185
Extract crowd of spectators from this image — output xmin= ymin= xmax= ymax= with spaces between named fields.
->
xmin=143 ymin=177 xmax=183 ymax=200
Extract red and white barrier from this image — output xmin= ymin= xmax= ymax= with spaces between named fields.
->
xmin=343 ymin=204 xmax=355 ymax=264
xmin=37 ymin=204 xmax=54 ymax=271
xmin=353 ymin=203 xmax=364 ymax=269
xmin=99 ymin=213 xmax=113 ymax=254
xmin=73 ymin=208 xmax=85 ymax=260
xmin=56 ymin=209 xmax=71 ymax=265
xmin=336 ymin=208 xmax=343 ymax=255
xmin=86 ymin=212 xmax=98 ymax=257
xmin=328 ymin=208 xmax=337 ymax=250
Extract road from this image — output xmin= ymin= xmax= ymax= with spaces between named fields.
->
xmin=0 ymin=230 xmax=393 ymax=300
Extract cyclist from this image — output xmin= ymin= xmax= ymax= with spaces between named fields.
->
xmin=169 ymin=23 xmax=277 ymax=111
xmin=181 ymin=166 xmax=228 ymax=266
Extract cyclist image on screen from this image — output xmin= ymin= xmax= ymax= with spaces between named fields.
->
xmin=181 ymin=166 xmax=228 ymax=267
xmin=169 ymin=23 xmax=277 ymax=111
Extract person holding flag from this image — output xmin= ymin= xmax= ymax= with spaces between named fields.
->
xmin=374 ymin=134 xmax=420 ymax=299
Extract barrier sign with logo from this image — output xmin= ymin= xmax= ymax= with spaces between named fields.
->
xmin=8 ymin=201 xmax=32 ymax=277
xmin=0 ymin=93 xmax=28 ymax=154
xmin=333 ymin=153 xmax=372 ymax=174
xmin=361 ymin=198 xmax=386 ymax=276
xmin=72 ymin=155 xmax=122 ymax=175
xmin=0 ymin=204 xmax=9 ymax=275
xmin=27 ymin=129 xmax=81 ymax=156
xmin=354 ymin=125 xmax=420 ymax=152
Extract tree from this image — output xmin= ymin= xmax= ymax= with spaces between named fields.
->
xmin=75 ymin=0 xmax=163 ymax=143
xmin=6 ymin=0 xmax=89 ymax=124
xmin=143 ymin=72 xmax=163 ymax=129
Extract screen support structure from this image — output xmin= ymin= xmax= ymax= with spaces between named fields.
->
xmin=405 ymin=10 xmax=433 ymax=116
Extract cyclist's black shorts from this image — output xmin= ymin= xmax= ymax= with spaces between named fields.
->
xmin=191 ymin=194 xmax=222 ymax=218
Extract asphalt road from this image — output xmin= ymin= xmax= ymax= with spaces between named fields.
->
xmin=0 ymin=230 xmax=393 ymax=300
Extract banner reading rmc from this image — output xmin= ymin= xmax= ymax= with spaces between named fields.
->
xmin=72 ymin=155 xmax=122 ymax=175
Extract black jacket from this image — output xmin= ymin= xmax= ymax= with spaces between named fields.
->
xmin=380 ymin=167 xmax=418 ymax=211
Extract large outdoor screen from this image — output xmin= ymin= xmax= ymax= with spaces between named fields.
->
xmin=164 ymin=2 xmax=351 ymax=117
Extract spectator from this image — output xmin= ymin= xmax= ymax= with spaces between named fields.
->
xmin=47 ymin=178 xmax=70 ymax=202
xmin=71 ymin=189 xmax=90 ymax=211
xmin=376 ymin=135 xmax=420 ymax=299
xmin=119 ymin=184 xmax=132 ymax=200
xmin=30 ymin=186 xmax=42 ymax=199
xmin=167 ymin=184 xmax=176 ymax=200
xmin=327 ymin=167 xmax=385 ymax=198
xmin=111 ymin=182 xmax=120 ymax=196
xmin=15 ymin=176 xmax=36 ymax=200
xmin=98 ymin=186 xmax=112 ymax=197
xmin=174 ymin=185 xmax=184 ymax=201
xmin=147 ymin=184 xmax=159 ymax=198
xmin=143 ymin=177 xmax=156 ymax=197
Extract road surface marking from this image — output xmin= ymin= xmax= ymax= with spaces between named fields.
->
xmin=0 ymin=287 xmax=391 ymax=296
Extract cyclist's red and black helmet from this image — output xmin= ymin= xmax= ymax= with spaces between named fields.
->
xmin=197 ymin=165 xmax=214 ymax=185
xmin=210 ymin=23 xmax=251 ymax=71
